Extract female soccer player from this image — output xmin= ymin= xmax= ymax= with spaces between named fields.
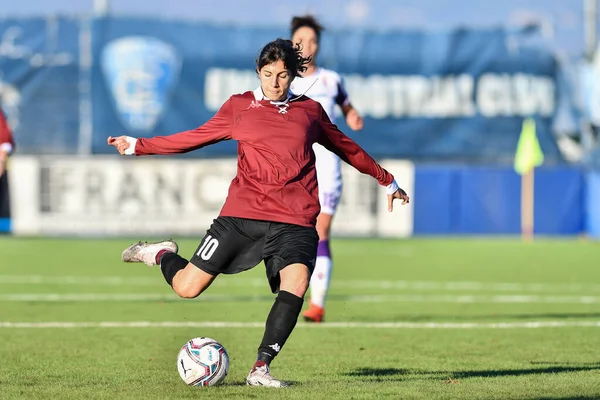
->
xmin=108 ymin=38 xmax=409 ymax=388
xmin=290 ymin=15 xmax=364 ymax=323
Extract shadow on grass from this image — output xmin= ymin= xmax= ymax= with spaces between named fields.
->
xmin=534 ymin=398 xmax=600 ymax=400
xmin=530 ymin=361 xmax=600 ymax=366
xmin=444 ymin=364 xmax=600 ymax=378
xmin=346 ymin=363 xmax=600 ymax=380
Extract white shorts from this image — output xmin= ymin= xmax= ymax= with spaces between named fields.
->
xmin=313 ymin=142 xmax=342 ymax=215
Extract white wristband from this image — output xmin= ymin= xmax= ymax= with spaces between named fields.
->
xmin=124 ymin=136 xmax=137 ymax=156
xmin=0 ymin=142 xmax=13 ymax=155
xmin=386 ymin=179 xmax=399 ymax=195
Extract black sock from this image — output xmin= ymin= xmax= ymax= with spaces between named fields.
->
xmin=160 ymin=252 xmax=188 ymax=286
xmin=257 ymin=291 xmax=304 ymax=365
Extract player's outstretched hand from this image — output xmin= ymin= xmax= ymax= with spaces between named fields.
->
xmin=346 ymin=109 xmax=364 ymax=131
xmin=387 ymin=188 xmax=410 ymax=212
xmin=107 ymin=136 xmax=132 ymax=155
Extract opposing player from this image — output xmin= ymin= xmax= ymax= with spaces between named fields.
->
xmin=290 ymin=15 xmax=364 ymax=323
xmin=108 ymin=38 xmax=409 ymax=388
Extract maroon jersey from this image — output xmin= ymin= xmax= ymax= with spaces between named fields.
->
xmin=135 ymin=88 xmax=394 ymax=227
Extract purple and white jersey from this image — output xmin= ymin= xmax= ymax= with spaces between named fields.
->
xmin=291 ymin=68 xmax=349 ymax=123
xmin=291 ymin=68 xmax=351 ymax=215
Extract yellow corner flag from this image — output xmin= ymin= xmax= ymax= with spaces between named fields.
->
xmin=514 ymin=117 xmax=544 ymax=175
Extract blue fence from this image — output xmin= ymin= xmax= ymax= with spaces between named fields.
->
xmin=586 ymin=171 xmax=600 ymax=238
xmin=413 ymin=165 xmax=586 ymax=235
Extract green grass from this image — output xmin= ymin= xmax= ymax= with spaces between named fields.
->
xmin=0 ymin=237 xmax=599 ymax=399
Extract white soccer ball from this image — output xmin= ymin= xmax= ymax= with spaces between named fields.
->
xmin=176 ymin=337 xmax=230 ymax=387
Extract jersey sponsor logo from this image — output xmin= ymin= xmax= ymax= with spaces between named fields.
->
xmin=247 ymin=100 xmax=263 ymax=109
xmin=101 ymin=36 xmax=181 ymax=132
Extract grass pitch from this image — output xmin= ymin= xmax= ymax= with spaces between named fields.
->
xmin=0 ymin=237 xmax=599 ymax=399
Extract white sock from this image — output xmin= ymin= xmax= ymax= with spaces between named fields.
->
xmin=309 ymin=255 xmax=333 ymax=308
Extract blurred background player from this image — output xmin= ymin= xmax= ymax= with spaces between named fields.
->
xmin=0 ymin=108 xmax=14 ymax=225
xmin=290 ymin=15 xmax=364 ymax=323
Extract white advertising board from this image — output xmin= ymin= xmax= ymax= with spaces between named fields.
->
xmin=9 ymin=156 xmax=413 ymax=237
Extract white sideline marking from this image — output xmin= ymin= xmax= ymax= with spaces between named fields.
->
xmin=1 ymin=293 xmax=600 ymax=304
xmin=0 ymin=321 xmax=598 ymax=329
xmin=0 ymin=275 xmax=161 ymax=286
xmin=345 ymin=294 xmax=600 ymax=304
xmin=1 ymin=275 xmax=600 ymax=293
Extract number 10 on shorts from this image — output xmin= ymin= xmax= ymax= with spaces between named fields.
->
xmin=196 ymin=235 xmax=219 ymax=261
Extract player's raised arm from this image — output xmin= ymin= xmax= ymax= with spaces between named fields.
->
xmin=316 ymin=106 xmax=409 ymax=209
xmin=107 ymin=98 xmax=234 ymax=156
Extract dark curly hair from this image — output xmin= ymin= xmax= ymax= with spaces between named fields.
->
xmin=290 ymin=15 xmax=324 ymax=43
xmin=256 ymin=38 xmax=311 ymax=78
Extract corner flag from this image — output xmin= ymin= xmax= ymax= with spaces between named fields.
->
xmin=515 ymin=117 xmax=543 ymax=241
xmin=514 ymin=117 xmax=544 ymax=175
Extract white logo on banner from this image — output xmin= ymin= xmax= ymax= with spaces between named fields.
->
xmin=101 ymin=36 xmax=181 ymax=132
xmin=0 ymin=25 xmax=74 ymax=66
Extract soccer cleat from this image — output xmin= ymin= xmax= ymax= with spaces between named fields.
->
xmin=246 ymin=365 xmax=289 ymax=388
xmin=302 ymin=304 xmax=325 ymax=323
xmin=121 ymin=240 xmax=179 ymax=266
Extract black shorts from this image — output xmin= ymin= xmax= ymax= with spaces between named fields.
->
xmin=190 ymin=216 xmax=319 ymax=293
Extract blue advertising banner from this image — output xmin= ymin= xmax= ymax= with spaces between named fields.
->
xmin=0 ymin=16 xmax=566 ymax=163
xmin=90 ymin=18 xmax=281 ymax=156
xmin=0 ymin=17 xmax=80 ymax=154
xmin=90 ymin=19 xmax=564 ymax=163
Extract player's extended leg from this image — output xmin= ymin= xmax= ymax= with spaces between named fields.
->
xmin=246 ymin=263 xmax=310 ymax=388
xmin=121 ymin=240 xmax=216 ymax=298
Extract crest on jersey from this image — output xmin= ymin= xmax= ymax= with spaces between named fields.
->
xmin=101 ymin=36 xmax=181 ymax=132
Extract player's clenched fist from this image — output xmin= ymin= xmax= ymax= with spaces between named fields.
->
xmin=107 ymin=135 xmax=136 ymax=155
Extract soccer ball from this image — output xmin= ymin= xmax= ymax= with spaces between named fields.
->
xmin=176 ymin=337 xmax=230 ymax=387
